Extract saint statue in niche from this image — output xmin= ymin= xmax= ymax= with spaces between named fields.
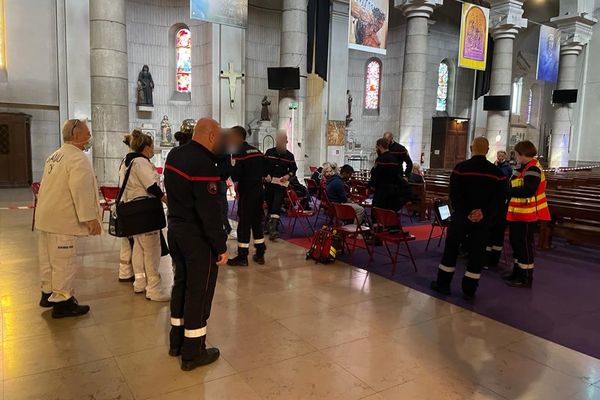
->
xmin=260 ymin=96 xmax=271 ymax=121
xmin=160 ymin=115 xmax=173 ymax=147
xmin=345 ymin=90 xmax=353 ymax=127
xmin=137 ymin=65 xmax=155 ymax=106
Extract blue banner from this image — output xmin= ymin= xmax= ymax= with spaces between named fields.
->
xmin=537 ymin=26 xmax=560 ymax=82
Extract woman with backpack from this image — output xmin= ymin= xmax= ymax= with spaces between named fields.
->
xmin=119 ymin=130 xmax=170 ymax=301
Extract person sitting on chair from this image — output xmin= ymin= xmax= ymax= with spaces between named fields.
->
xmin=325 ymin=164 xmax=365 ymax=224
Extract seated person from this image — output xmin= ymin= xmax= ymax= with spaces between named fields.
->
xmin=409 ymin=164 xmax=425 ymax=184
xmin=289 ymin=175 xmax=311 ymax=210
xmin=325 ymin=164 xmax=365 ymax=224
xmin=309 ymin=167 xmax=323 ymax=196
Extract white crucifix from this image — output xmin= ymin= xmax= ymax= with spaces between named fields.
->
xmin=220 ymin=62 xmax=245 ymax=109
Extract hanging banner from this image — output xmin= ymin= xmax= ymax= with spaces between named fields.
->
xmin=190 ymin=0 xmax=248 ymax=28
xmin=348 ymin=0 xmax=389 ymax=55
xmin=536 ymin=25 xmax=561 ymax=82
xmin=458 ymin=3 xmax=490 ymax=71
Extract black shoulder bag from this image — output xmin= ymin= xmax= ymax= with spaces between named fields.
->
xmin=108 ymin=160 xmax=166 ymax=237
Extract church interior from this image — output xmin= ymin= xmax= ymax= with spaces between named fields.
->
xmin=1 ymin=0 xmax=600 ymax=398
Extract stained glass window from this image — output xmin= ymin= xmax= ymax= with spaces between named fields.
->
xmin=436 ymin=62 xmax=449 ymax=112
xmin=364 ymin=58 xmax=382 ymax=113
xmin=511 ymin=77 xmax=523 ymax=115
xmin=176 ymin=28 xmax=191 ymax=93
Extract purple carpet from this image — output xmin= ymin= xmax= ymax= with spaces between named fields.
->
xmin=274 ymin=212 xmax=600 ymax=360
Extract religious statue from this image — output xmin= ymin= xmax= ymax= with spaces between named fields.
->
xmin=160 ymin=115 xmax=173 ymax=147
xmin=260 ymin=96 xmax=271 ymax=121
xmin=345 ymin=90 xmax=353 ymax=127
xmin=137 ymin=65 xmax=155 ymax=107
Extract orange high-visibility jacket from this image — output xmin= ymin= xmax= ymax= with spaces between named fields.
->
xmin=507 ymin=160 xmax=551 ymax=222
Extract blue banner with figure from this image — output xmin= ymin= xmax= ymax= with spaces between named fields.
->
xmin=190 ymin=0 xmax=248 ymax=28
xmin=536 ymin=26 xmax=561 ymax=82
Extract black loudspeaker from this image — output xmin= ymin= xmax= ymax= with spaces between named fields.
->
xmin=267 ymin=67 xmax=300 ymax=90
xmin=483 ymin=95 xmax=511 ymax=111
xmin=552 ymin=89 xmax=578 ymax=104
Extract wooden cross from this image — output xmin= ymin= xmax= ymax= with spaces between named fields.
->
xmin=220 ymin=63 xmax=245 ymax=108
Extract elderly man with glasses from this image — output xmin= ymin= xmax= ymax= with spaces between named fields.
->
xmin=35 ymin=118 xmax=101 ymax=318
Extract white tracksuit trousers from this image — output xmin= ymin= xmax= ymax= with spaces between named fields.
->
xmin=38 ymin=231 xmax=78 ymax=302
xmin=132 ymin=230 xmax=162 ymax=296
xmin=119 ymin=237 xmax=134 ymax=279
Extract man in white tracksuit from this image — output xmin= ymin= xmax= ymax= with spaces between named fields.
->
xmin=36 ymin=119 xmax=102 ymax=319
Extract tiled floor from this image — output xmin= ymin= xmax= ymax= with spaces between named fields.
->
xmin=1 ymin=189 xmax=600 ymax=399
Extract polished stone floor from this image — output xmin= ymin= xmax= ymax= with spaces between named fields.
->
xmin=1 ymin=189 xmax=600 ymax=400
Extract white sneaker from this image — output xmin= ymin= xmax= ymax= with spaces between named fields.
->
xmin=146 ymin=291 xmax=171 ymax=302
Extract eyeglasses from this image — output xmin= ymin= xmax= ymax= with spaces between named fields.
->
xmin=70 ymin=119 xmax=80 ymax=138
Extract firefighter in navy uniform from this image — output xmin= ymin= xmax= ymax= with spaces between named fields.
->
xmin=227 ymin=126 xmax=267 ymax=266
xmin=264 ymin=130 xmax=298 ymax=240
xmin=383 ymin=131 xmax=413 ymax=178
xmin=504 ymin=140 xmax=551 ymax=288
xmin=163 ymin=118 xmax=229 ymax=372
xmin=430 ymin=137 xmax=507 ymax=300
xmin=369 ymin=138 xmax=412 ymax=212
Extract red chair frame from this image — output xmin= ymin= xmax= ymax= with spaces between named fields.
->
xmin=99 ymin=186 xmax=119 ymax=222
xmin=285 ymin=188 xmax=316 ymax=237
xmin=425 ymin=201 xmax=451 ymax=251
xmin=371 ymin=207 xmax=417 ymax=275
xmin=31 ymin=182 xmax=40 ymax=231
xmin=331 ymin=203 xmax=372 ymax=260
xmin=304 ymin=178 xmax=320 ymax=209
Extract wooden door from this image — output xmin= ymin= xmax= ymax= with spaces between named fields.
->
xmin=0 ymin=113 xmax=32 ymax=187
xmin=430 ymin=117 xmax=447 ymax=169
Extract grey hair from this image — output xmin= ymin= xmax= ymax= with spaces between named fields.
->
xmin=62 ymin=118 xmax=86 ymax=142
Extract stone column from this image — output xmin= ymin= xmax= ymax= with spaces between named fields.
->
xmin=279 ymin=0 xmax=307 ymax=176
xmin=548 ymin=16 xmax=595 ymax=167
xmin=484 ymin=0 xmax=527 ymax=158
xmin=395 ymin=0 xmax=443 ymax=165
xmin=90 ymin=0 xmax=129 ymax=184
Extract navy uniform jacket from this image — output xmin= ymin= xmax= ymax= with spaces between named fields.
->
xmin=369 ymin=151 xmax=403 ymax=188
xmin=264 ymin=147 xmax=297 ymax=179
xmin=389 ymin=141 xmax=413 ymax=178
xmin=164 ymin=141 xmax=227 ymax=255
xmin=450 ymin=155 xmax=508 ymax=224
xmin=231 ymin=142 xmax=265 ymax=193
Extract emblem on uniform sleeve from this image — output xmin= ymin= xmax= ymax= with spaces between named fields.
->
xmin=207 ymin=182 xmax=218 ymax=195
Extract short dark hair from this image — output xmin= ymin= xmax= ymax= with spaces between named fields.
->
xmin=231 ymin=125 xmax=247 ymax=140
xmin=514 ymin=140 xmax=537 ymax=157
xmin=376 ymin=138 xmax=389 ymax=150
xmin=340 ymin=164 xmax=354 ymax=175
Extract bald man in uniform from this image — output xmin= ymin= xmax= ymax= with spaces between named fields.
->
xmin=164 ymin=118 xmax=229 ymax=371
xmin=431 ymin=137 xmax=507 ymax=300
xmin=383 ymin=132 xmax=413 ymax=178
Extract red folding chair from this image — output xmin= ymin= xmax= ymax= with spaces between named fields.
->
xmin=304 ymin=178 xmax=320 ymax=209
xmin=31 ymin=182 xmax=40 ymax=231
xmin=99 ymin=186 xmax=119 ymax=222
xmin=316 ymin=188 xmax=334 ymax=225
xmin=286 ymin=188 xmax=316 ymax=237
xmin=372 ymin=207 xmax=417 ymax=275
xmin=331 ymin=203 xmax=372 ymax=259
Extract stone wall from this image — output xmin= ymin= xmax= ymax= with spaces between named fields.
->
xmin=126 ymin=0 xmax=213 ymax=136
xmin=245 ymin=5 xmax=282 ymax=130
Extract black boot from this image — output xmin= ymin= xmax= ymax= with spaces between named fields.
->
xmin=51 ymin=297 xmax=90 ymax=319
xmin=181 ymin=348 xmax=220 ymax=371
xmin=269 ymin=219 xmax=280 ymax=241
xmin=502 ymin=264 xmax=519 ymax=281
xmin=228 ymin=247 xmax=249 ymax=267
xmin=39 ymin=292 xmax=53 ymax=308
xmin=506 ymin=269 xmax=533 ymax=288
xmin=430 ymin=281 xmax=451 ymax=295
xmin=486 ymin=250 xmax=502 ymax=269
xmin=253 ymin=243 xmax=266 ymax=265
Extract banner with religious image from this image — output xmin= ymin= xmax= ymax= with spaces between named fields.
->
xmin=348 ymin=0 xmax=389 ymax=55
xmin=458 ymin=3 xmax=490 ymax=71
xmin=190 ymin=0 xmax=248 ymax=28
xmin=536 ymin=25 xmax=561 ymax=82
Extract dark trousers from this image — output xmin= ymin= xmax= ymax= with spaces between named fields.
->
xmin=486 ymin=217 xmax=506 ymax=266
xmin=219 ymin=183 xmax=231 ymax=234
xmin=237 ymin=187 xmax=266 ymax=256
xmin=436 ymin=217 xmax=488 ymax=295
xmin=265 ymin=183 xmax=286 ymax=218
xmin=509 ymin=221 xmax=536 ymax=270
xmin=168 ymin=226 xmax=219 ymax=361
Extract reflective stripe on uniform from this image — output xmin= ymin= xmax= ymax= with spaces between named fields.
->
xmin=438 ymin=264 xmax=455 ymax=273
xmin=517 ymin=262 xmax=534 ymax=270
xmin=486 ymin=246 xmax=492 ymax=251
xmin=254 ymin=238 xmax=265 ymax=244
xmin=185 ymin=326 xmax=207 ymax=338
xmin=135 ymin=273 xmax=146 ymax=279
xmin=491 ymin=246 xmax=503 ymax=251
xmin=508 ymin=202 xmax=549 ymax=214
xmin=509 ymin=193 xmax=547 ymax=204
xmin=238 ymin=243 xmax=250 ymax=248
xmin=270 ymin=214 xmax=280 ymax=219
xmin=171 ymin=318 xmax=184 ymax=326
xmin=464 ymin=271 xmax=481 ymax=280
